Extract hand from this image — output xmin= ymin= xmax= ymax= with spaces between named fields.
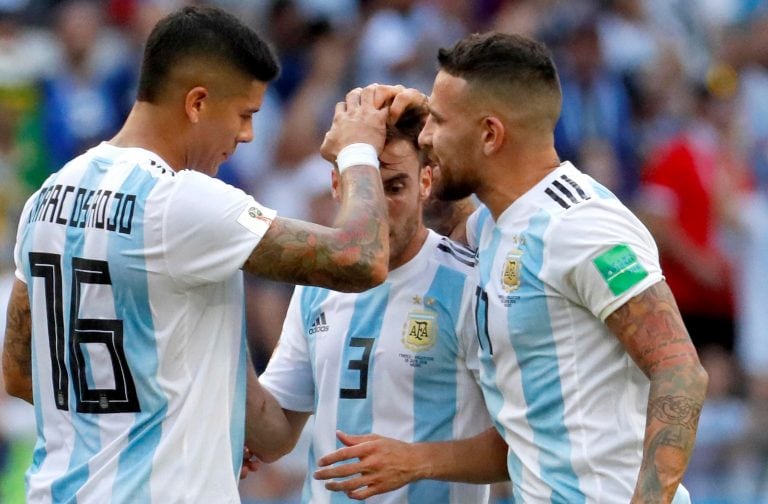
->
xmin=360 ymin=84 xmax=429 ymax=125
xmin=386 ymin=86 xmax=429 ymax=126
xmin=313 ymin=431 xmax=426 ymax=500
xmin=320 ymin=87 xmax=390 ymax=163
xmin=240 ymin=446 xmax=262 ymax=480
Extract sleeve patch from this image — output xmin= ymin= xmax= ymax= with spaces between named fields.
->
xmin=593 ymin=244 xmax=648 ymax=296
xmin=236 ymin=202 xmax=276 ymax=238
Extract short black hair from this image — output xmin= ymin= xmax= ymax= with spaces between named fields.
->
xmin=137 ymin=6 xmax=280 ymax=102
xmin=386 ymin=106 xmax=427 ymax=166
xmin=438 ymin=32 xmax=560 ymax=98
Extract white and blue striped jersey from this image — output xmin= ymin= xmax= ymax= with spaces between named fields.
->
xmin=260 ymin=230 xmax=491 ymax=504
xmin=467 ymin=162 xmax=690 ymax=503
xmin=13 ymin=142 xmax=276 ymax=504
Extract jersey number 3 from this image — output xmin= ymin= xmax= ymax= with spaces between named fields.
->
xmin=29 ymin=252 xmax=141 ymax=414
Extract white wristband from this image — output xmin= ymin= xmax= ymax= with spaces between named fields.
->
xmin=336 ymin=143 xmax=380 ymax=173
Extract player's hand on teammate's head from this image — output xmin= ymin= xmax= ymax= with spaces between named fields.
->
xmin=387 ymin=87 xmax=429 ymax=126
xmin=320 ymin=87 xmax=390 ymax=165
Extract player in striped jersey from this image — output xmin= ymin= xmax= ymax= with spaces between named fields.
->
xmin=372 ymin=32 xmax=708 ymax=503
xmin=2 ymin=6 xmax=392 ymax=504
xmin=254 ymin=108 xmax=509 ymax=503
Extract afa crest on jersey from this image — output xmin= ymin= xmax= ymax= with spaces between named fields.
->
xmin=501 ymin=248 xmax=523 ymax=291
xmin=402 ymin=309 xmax=438 ymax=352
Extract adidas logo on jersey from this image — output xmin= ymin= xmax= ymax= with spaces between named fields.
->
xmin=308 ymin=311 xmax=329 ymax=334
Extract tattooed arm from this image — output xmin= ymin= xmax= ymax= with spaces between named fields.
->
xmin=244 ymin=86 xmax=390 ymax=292
xmin=3 ymin=278 xmax=33 ymax=403
xmin=243 ymin=165 xmax=388 ymax=292
xmin=606 ymin=280 xmax=708 ymax=504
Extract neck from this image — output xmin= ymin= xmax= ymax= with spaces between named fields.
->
xmin=476 ymin=144 xmax=560 ymax=220
xmin=389 ymin=226 xmax=429 ymax=271
xmin=109 ymin=102 xmax=186 ymax=172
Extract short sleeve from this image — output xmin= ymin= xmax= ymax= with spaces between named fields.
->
xmin=163 ymin=170 xmax=276 ymax=286
xmin=259 ymin=287 xmax=315 ymax=412
xmin=542 ymin=202 xmax=664 ymax=321
xmin=14 ymin=192 xmax=38 ymax=284
xmin=465 ymin=206 xmax=487 ymax=250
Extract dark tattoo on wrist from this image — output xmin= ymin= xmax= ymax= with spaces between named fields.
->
xmin=649 ymin=395 xmax=702 ymax=430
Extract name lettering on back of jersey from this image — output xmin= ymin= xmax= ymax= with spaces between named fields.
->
xmin=27 ymin=184 xmax=136 ymax=235
xmin=308 ymin=311 xmax=329 ymax=335
xmin=544 ymin=174 xmax=591 ymax=209
xmin=593 ymin=244 xmax=649 ymax=295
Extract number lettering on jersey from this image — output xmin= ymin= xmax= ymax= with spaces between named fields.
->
xmin=29 ymin=252 xmax=141 ymax=414
xmin=474 ymin=286 xmax=493 ymax=355
xmin=339 ymin=337 xmax=374 ymax=399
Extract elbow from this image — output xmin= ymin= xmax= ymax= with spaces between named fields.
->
xmin=250 ymin=440 xmax=295 ymax=464
xmin=367 ymin=257 xmax=389 ymax=288
xmin=693 ymin=361 xmax=709 ymax=395
xmin=3 ymin=375 xmax=32 ymax=404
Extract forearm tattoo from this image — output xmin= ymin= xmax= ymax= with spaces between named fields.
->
xmin=649 ymin=395 xmax=702 ymax=431
xmin=3 ymin=281 xmax=33 ymax=399
xmin=607 ymin=281 xmax=707 ymax=502
xmin=245 ymin=169 xmax=388 ymax=291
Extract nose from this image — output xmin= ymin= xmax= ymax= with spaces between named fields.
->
xmin=238 ymin=118 xmax=254 ymax=144
xmin=418 ymin=117 xmax=433 ymax=149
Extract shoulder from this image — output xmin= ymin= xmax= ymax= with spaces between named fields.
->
xmin=428 ymin=232 xmax=478 ymax=275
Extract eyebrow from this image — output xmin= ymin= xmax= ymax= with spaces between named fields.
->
xmin=427 ymin=105 xmax=443 ymax=121
xmin=381 ymin=172 xmax=410 ymax=184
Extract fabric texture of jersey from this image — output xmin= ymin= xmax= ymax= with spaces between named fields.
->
xmin=466 ymin=161 xmax=689 ymax=503
xmin=261 ymin=230 xmax=490 ymax=504
xmin=14 ymin=142 xmax=276 ymax=504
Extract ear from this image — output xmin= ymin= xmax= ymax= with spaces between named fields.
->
xmin=420 ymin=164 xmax=433 ymax=201
xmin=184 ymin=86 xmax=209 ymax=124
xmin=330 ymin=167 xmax=341 ymax=201
xmin=481 ymin=116 xmax=505 ymax=156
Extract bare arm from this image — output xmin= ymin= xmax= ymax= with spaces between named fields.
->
xmin=2 ymin=278 xmax=33 ymax=403
xmin=244 ymin=87 xmax=390 ymax=292
xmin=605 ymin=280 xmax=708 ymax=504
xmin=244 ymin=165 xmax=388 ymax=292
xmin=244 ymin=363 xmax=312 ymax=463
xmin=313 ymin=427 xmax=509 ymax=500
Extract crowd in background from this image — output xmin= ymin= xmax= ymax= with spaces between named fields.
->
xmin=0 ymin=0 xmax=767 ymax=502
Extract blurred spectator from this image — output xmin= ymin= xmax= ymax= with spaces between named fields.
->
xmin=636 ymin=82 xmax=748 ymax=354
xmin=553 ymin=17 xmax=639 ymax=199
xmin=39 ymin=0 xmax=134 ymax=172
xmin=353 ymin=0 xmax=467 ymax=93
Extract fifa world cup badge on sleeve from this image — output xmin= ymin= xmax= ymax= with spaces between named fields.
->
xmin=237 ymin=202 xmax=276 ymax=237
xmin=593 ymin=243 xmax=649 ymax=296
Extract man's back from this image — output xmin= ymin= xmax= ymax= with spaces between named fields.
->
xmin=17 ymin=143 xmax=273 ymax=503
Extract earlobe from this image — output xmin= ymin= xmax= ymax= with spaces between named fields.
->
xmin=421 ymin=165 xmax=433 ymax=200
xmin=185 ymin=86 xmax=208 ymax=124
xmin=482 ymin=116 xmax=505 ymax=156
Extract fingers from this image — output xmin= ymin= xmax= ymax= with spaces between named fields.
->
xmin=369 ymin=84 xmax=406 ymax=109
xmin=317 ymin=443 xmax=367 ymax=468
xmin=337 ymin=430 xmax=378 ymax=447
xmin=323 ymin=474 xmax=371 ymax=492
xmin=389 ymin=88 xmax=428 ymax=125
xmin=345 ymin=87 xmax=363 ymax=110
xmin=314 ymin=460 xmax=363 ymax=480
